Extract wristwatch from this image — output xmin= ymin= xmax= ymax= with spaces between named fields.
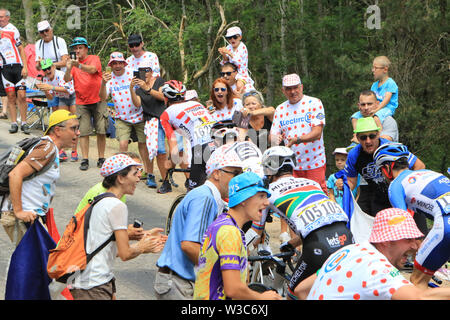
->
xmin=146 ymin=87 xmax=152 ymax=94
xmin=297 ymin=136 xmax=302 ymax=144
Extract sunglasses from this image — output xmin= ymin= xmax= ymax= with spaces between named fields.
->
xmin=129 ymin=42 xmax=141 ymax=48
xmin=39 ymin=29 xmax=50 ymax=34
xmin=242 ymin=91 xmax=259 ymax=99
xmin=42 ymin=67 xmax=52 ymax=72
xmin=214 ymin=87 xmax=227 ymax=92
xmin=220 ymin=71 xmax=235 ymax=77
xmin=219 ymin=168 xmax=242 ymax=177
xmin=358 ymin=133 xmax=378 ymax=141
xmin=226 ymin=35 xmax=239 ymax=40
xmin=140 ymin=68 xmax=152 ymax=73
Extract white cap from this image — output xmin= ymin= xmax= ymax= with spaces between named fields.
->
xmin=282 ymin=74 xmax=301 ymax=87
xmin=185 ymin=90 xmax=198 ymax=101
xmin=333 ymin=148 xmax=348 ymax=155
xmin=226 ymin=26 xmax=242 ymax=38
xmin=37 ymin=20 xmax=51 ymax=32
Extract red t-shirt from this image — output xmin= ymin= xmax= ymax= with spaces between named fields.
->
xmin=70 ymin=55 xmax=102 ymax=105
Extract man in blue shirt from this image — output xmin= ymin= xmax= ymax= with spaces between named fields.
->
xmin=154 ymin=143 xmax=244 ymax=300
xmin=342 ymin=117 xmax=425 ymax=217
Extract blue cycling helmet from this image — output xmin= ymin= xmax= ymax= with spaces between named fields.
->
xmin=374 ymin=143 xmax=409 ymax=168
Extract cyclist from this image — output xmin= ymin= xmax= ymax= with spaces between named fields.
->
xmin=160 ymin=80 xmax=216 ymax=191
xmin=373 ymin=142 xmax=450 ymax=290
xmin=255 ymin=146 xmax=354 ymax=299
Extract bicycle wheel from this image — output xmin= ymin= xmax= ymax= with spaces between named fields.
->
xmin=165 ymin=193 xmax=186 ymax=235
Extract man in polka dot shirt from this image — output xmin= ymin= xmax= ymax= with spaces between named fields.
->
xmin=304 ymin=208 xmax=450 ymax=300
xmin=270 ymin=74 xmax=327 ymax=193
xmin=126 ymin=34 xmax=160 ymax=77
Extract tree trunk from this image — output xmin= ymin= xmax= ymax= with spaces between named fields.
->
xmin=22 ymin=0 xmax=34 ymax=44
xmin=280 ymin=0 xmax=287 ymax=74
xmin=206 ymin=0 xmax=214 ymax=87
xmin=259 ymin=0 xmax=273 ymax=105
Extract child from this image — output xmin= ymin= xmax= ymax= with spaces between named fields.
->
xmin=327 ymin=147 xmax=360 ymax=208
xmin=218 ymin=26 xmax=254 ymax=91
xmin=351 ymin=56 xmax=398 ymax=133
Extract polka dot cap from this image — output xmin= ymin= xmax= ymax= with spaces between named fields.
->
xmin=205 ymin=142 xmax=244 ymax=176
xmin=282 ymin=73 xmax=301 ymax=87
xmin=100 ymin=154 xmax=142 ymax=177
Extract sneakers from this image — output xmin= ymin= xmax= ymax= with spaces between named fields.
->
xmin=9 ymin=123 xmax=18 ymax=134
xmin=21 ymin=123 xmax=30 ymax=135
xmin=59 ymin=150 xmax=68 ymax=162
xmin=97 ymin=158 xmax=106 ymax=168
xmin=80 ymin=159 xmax=89 ymax=171
xmin=157 ymin=180 xmax=172 ymax=194
xmin=146 ymin=174 xmax=157 ymax=188
xmin=71 ymin=151 xmax=79 ymax=162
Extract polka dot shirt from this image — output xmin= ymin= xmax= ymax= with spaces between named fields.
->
xmin=270 ymin=95 xmax=326 ymax=171
xmin=211 ymin=98 xmax=243 ymax=122
xmin=307 ymin=242 xmax=412 ymax=300
xmin=126 ymin=51 xmax=160 ymax=77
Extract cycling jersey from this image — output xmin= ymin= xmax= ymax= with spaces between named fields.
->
xmin=160 ymin=100 xmax=215 ymax=147
xmin=0 ymin=29 xmax=22 ymax=65
xmin=388 ymin=169 xmax=450 ymax=274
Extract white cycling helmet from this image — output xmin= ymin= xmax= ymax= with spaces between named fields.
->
xmin=162 ymin=80 xmax=186 ymax=101
xmin=262 ymin=146 xmax=297 ymax=176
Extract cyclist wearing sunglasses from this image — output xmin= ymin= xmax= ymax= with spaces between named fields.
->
xmin=218 ymin=26 xmax=254 ymax=93
xmin=342 ymin=117 xmax=425 ymax=217
xmin=126 ymin=34 xmax=160 ymax=77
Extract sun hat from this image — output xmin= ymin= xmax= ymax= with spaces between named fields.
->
xmin=37 ymin=20 xmax=51 ymax=32
xmin=353 ymin=117 xmax=381 ymax=133
xmin=282 ymin=74 xmax=301 ymax=87
xmin=368 ymin=208 xmax=424 ymax=243
xmin=69 ymin=37 xmax=90 ymax=49
xmin=40 ymin=58 xmax=53 ymax=70
xmin=333 ymin=148 xmax=348 ymax=155
xmin=108 ymin=52 xmax=127 ymax=66
xmin=44 ymin=109 xmax=77 ymax=135
xmin=228 ymin=171 xmax=271 ymax=208
xmin=225 ymin=26 xmax=242 ymax=38
xmin=205 ymin=142 xmax=244 ymax=176
xmin=100 ymin=154 xmax=142 ymax=177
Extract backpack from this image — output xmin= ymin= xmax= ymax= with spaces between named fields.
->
xmin=47 ymin=192 xmax=117 ymax=283
xmin=0 ymin=137 xmax=56 ymax=197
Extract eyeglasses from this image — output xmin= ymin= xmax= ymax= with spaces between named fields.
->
xmin=372 ymin=66 xmax=385 ymax=70
xmin=226 ymin=35 xmax=239 ymax=40
xmin=140 ymin=68 xmax=152 ymax=73
xmin=57 ymin=124 xmax=80 ymax=132
xmin=39 ymin=29 xmax=50 ymax=34
xmin=219 ymin=168 xmax=242 ymax=177
xmin=128 ymin=42 xmax=141 ymax=48
xmin=220 ymin=71 xmax=235 ymax=77
xmin=214 ymin=87 xmax=227 ymax=92
xmin=358 ymin=133 xmax=378 ymax=141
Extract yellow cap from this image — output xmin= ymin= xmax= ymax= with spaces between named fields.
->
xmin=44 ymin=110 xmax=77 ymax=135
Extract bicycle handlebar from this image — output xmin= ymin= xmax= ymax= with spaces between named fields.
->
xmin=248 ymin=250 xmax=295 ymax=263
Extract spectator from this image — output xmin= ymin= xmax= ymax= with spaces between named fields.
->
xmin=193 ymin=171 xmax=281 ymax=300
xmin=208 ymin=78 xmax=243 ymax=122
xmin=272 ymin=73 xmax=327 ymax=193
xmin=154 ymin=143 xmax=244 ymax=300
xmin=126 ymin=34 xmax=160 ymax=77
xmin=0 ymin=8 xmax=29 ymax=134
xmin=306 ymin=208 xmax=450 ymax=300
xmin=241 ymin=90 xmax=275 ymax=153
xmin=0 ymin=110 xmax=79 ymax=246
xmin=68 ymin=154 xmax=167 ymax=300
xmin=220 ymin=62 xmax=254 ymax=96
xmin=342 ymin=117 xmax=425 ymax=217
xmin=351 ymin=90 xmax=399 ymax=143
xmin=64 ymin=37 xmax=106 ymax=171
xmin=34 ymin=20 xmax=69 ymax=72
xmin=218 ymin=26 xmax=254 ymax=92
xmin=351 ymin=56 xmax=399 ymax=133
xmin=36 ymin=59 xmax=77 ymax=162
xmin=327 ymin=147 xmax=360 ymax=209
xmin=100 ymin=52 xmax=154 ymax=188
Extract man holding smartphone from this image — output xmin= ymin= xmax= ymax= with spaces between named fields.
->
xmin=64 ymin=37 xmax=106 ymax=171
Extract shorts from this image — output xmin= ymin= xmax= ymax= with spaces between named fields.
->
xmin=76 ymin=102 xmax=108 ymax=137
xmin=187 ymin=142 xmax=215 ymax=190
xmin=357 ymin=186 xmax=391 ymax=217
xmin=288 ymin=222 xmax=354 ymax=292
xmin=157 ymin=121 xmax=184 ymax=154
xmin=0 ymin=64 xmax=26 ymax=93
xmin=0 ymin=69 xmax=6 ymax=97
xmin=70 ymin=278 xmax=116 ymax=300
xmin=47 ymin=96 xmax=60 ymax=108
xmin=58 ymin=94 xmax=76 ymax=107
xmin=154 ymin=269 xmax=194 ymax=300
xmin=115 ymin=118 xmax=146 ymax=143
xmin=293 ymin=165 xmax=327 ymax=195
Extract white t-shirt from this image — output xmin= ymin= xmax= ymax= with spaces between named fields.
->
xmin=270 ymin=95 xmax=326 ymax=171
xmin=307 ymin=242 xmax=412 ymax=300
xmin=211 ymin=98 xmax=243 ymax=122
xmin=71 ymin=197 xmax=128 ymax=290
xmin=106 ymin=68 xmax=144 ymax=124
xmin=35 ymin=36 xmax=68 ymax=72
xmin=126 ymin=51 xmax=160 ymax=77
xmin=43 ymin=69 xmax=74 ymax=98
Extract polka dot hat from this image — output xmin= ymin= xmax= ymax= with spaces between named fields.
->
xmin=100 ymin=154 xmax=142 ymax=177
xmin=368 ymin=208 xmax=424 ymax=243
xmin=205 ymin=142 xmax=244 ymax=176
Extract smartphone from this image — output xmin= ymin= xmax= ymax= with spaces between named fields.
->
xmin=69 ymin=52 xmax=77 ymax=60
xmin=232 ymin=110 xmax=250 ymax=129
xmin=137 ymin=68 xmax=147 ymax=80
xmin=133 ymin=70 xmax=140 ymax=79
xmin=105 ymin=66 xmax=112 ymax=73
xmin=133 ymin=219 xmax=143 ymax=228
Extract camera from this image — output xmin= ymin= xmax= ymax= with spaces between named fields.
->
xmin=69 ymin=52 xmax=77 ymax=60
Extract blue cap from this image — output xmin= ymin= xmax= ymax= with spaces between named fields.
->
xmin=228 ymin=171 xmax=271 ymax=208
xmin=70 ymin=37 xmax=90 ymax=48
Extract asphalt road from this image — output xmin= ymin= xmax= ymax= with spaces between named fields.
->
xmin=0 ymin=116 xmax=185 ymax=300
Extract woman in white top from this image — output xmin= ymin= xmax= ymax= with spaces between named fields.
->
xmin=207 ymin=78 xmax=243 ymax=122
xmin=69 ymin=154 xmax=167 ymax=300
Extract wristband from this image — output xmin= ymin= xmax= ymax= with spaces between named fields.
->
xmin=297 ymin=136 xmax=302 ymax=144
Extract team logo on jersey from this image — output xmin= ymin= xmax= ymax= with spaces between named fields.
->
xmin=324 ymin=249 xmax=349 ymax=273
xmin=316 ymin=113 xmax=325 ymax=121
xmin=305 ymin=112 xmax=312 ymax=123
xmin=408 ymin=176 xmax=417 ymax=184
